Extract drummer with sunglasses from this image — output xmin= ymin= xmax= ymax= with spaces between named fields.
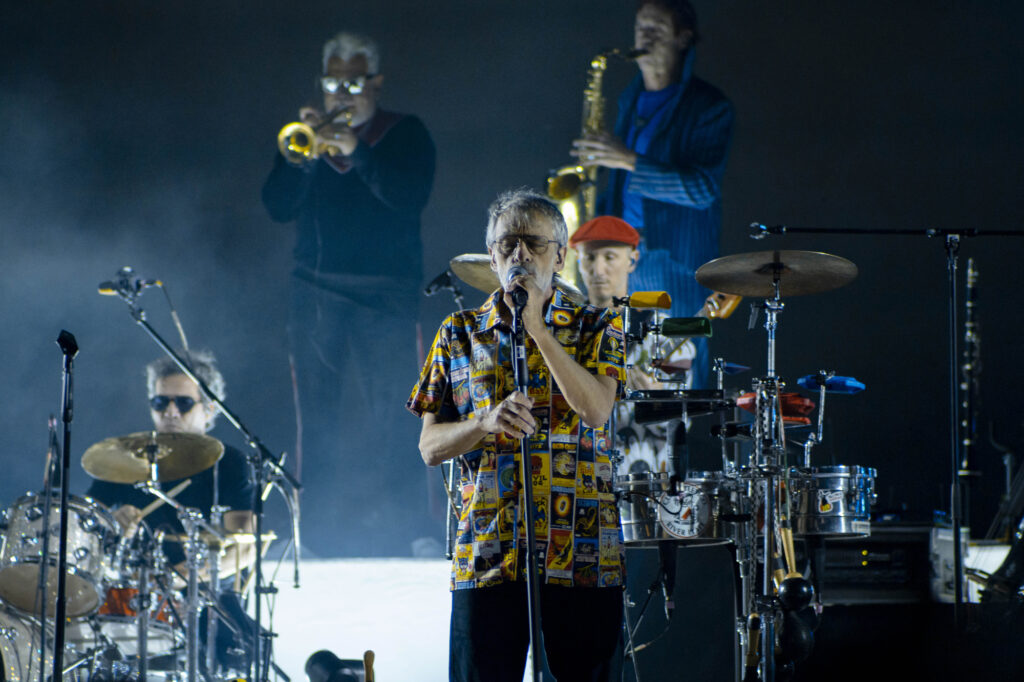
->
xmin=84 ymin=350 xmax=259 ymax=672
xmin=85 ymin=350 xmax=256 ymax=581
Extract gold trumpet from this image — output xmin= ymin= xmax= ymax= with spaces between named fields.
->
xmin=276 ymin=106 xmax=353 ymax=164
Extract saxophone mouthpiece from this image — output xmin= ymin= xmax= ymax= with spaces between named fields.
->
xmin=624 ymin=48 xmax=649 ymax=59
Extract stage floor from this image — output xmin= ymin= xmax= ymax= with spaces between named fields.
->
xmin=268 ymin=558 xmax=452 ymax=682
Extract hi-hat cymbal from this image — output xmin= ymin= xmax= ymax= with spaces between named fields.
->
xmin=163 ymin=529 xmax=278 ymax=550
xmin=82 ymin=431 xmax=224 ymax=484
xmin=695 ymin=250 xmax=857 ymax=297
xmin=449 ymin=253 xmax=585 ymax=304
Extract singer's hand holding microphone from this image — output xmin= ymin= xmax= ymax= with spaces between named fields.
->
xmin=481 ymin=391 xmax=536 ymax=440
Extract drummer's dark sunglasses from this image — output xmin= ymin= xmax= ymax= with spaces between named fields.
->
xmin=149 ymin=395 xmax=197 ymax=413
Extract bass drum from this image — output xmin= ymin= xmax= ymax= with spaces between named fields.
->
xmin=789 ymin=465 xmax=877 ymax=536
xmin=0 ymin=493 xmax=118 ymax=619
xmin=0 ymin=604 xmax=79 ymax=682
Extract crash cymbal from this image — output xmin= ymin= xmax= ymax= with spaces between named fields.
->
xmin=82 ymin=431 xmax=224 ymax=484
xmin=448 ymin=253 xmax=585 ymax=304
xmin=695 ymin=250 xmax=857 ymax=297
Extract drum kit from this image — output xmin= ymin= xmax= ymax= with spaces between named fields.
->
xmin=611 ymin=250 xmax=878 ymax=682
xmin=0 ymin=430 xmax=275 ymax=682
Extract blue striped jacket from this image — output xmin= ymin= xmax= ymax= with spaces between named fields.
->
xmin=600 ymin=49 xmax=734 ymax=386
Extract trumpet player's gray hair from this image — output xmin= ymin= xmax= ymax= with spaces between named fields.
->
xmin=322 ymin=31 xmax=380 ymax=75
xmin=485 ymin=189 xmax=568 ymax=248
xmin=146 ymin=349 xmax=226 ymax=426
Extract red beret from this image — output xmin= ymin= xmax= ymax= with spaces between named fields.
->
xmin=568 ymin=215 xmax=640 ymax=248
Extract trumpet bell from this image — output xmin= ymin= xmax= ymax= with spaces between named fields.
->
xmin=277 ymin=121 xmax=317 ymax=164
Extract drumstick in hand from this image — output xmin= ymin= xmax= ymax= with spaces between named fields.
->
xmin=139 ymin=479 xmax=192 ymax=520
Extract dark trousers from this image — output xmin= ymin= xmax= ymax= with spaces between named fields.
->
xmin=288 ymin=275 xmax=435 ymax=557
xmin=450 ymin=582 xmax=623 ymax=682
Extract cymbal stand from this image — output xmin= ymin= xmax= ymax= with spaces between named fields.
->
xmin=104 ymin=276 xmax=303 ymax=682
xmin=206 ymin=505 xmax=226 ymax=678
xmin=749 ymin=280 xmax=787 ymax=682
xmin=138 ymin=451 xmax=225 ymax=682
xmin=134 ymin=535 xmax=152 ymax=681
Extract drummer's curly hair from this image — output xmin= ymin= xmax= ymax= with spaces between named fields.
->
xmin=145 ymin=349 xmax=226 ymax=428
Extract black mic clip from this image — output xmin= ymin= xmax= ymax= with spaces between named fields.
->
xmin=423 ymin=269 xmax=454 ymax=297
xmin=98 ymin=266 xmax=161 ymax=301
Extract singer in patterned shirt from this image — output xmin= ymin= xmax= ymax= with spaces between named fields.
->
xmin=408 ymin=189 xmax=626 ymax=682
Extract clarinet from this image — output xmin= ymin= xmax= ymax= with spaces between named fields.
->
xmin=959 ymin=258 xmax=980 ymax=472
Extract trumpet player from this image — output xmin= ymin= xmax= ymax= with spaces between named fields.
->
xmin=570 ymin=0 xmax=733 ymax=389
xmin=261 ymin=31 xmax=437 ymax=558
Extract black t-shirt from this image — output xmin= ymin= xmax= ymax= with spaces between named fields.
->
xmin=85 ymin=444 xmax=255 ymax=566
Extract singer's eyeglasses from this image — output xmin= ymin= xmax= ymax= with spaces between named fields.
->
xmin=490 ymin=235 xmax=562 ymax=257
xmin=149 ymin=395 xmax=198 ymax=414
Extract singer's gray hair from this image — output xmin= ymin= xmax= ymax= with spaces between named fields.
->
xmin=485 ymin=188 xmax=568 ymax=247
xmin=322 ymin=31 xmax=380 ymax=75
xmin=146 ymin=349 xmax=226 ymax=428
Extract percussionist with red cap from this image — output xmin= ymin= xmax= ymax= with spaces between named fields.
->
xmin=571 ymin=215 xmax=694 ymax=475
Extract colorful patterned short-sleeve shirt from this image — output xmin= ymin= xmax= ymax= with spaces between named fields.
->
xmin=407 ymin=288 xmax=626 ymax=590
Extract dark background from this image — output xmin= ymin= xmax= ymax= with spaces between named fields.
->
xmin=2 ymin=0 xmax=1022 ymax=564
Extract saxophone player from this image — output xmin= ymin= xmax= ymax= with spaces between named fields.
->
xmin=570 ymin=0 xmax=734 ymax=390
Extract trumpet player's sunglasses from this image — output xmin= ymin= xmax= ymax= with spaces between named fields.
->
xmin=149 ymin=395 xmax=198 ymax=413
xmin=320 ymin=75 xmax=374 ymax=95
xmin=490 ymin=235 xmax=562 ymax=257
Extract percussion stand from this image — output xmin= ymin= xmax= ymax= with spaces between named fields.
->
xmin=510 ymin=297 xmax=548 ymax=682
xmin=751 ymin=222 xmax=1024 ymax=630
xmin=106 ymin=284 xmax=303 ymax=682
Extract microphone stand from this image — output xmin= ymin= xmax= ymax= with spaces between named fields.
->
xmin=51 ymin=330 xmax=78 ymax=682
xmin=103 ymin=279 xmax=302 ymax=682
xmin=36 ymin=417 xmax=59 ymax=682
xmin=750 ymin=222 xmax=1024 ymax=630
xmin=511 ymin=298 xmax=546 ymax=682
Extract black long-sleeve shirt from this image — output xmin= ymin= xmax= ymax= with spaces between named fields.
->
xmin=261 ymin=110 xmax=435 ymax=286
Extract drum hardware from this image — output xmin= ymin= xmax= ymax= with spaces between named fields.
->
xmin=693 ymin=250 xmax=864 ymax=682
xmin=99 ymin=271 xmax=302 ymax=682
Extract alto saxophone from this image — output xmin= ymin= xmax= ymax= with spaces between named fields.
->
xmin=548 ymin=48 xmax=645 ymax=286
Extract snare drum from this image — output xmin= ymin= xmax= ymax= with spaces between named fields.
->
xmin=789 ymin=465 xmax=877 ymax=536
xmin=616 ymin=472 xmax=729 ymax=545
xmin=0 ymin=493 xmax=117 ymax=618
xmin=65 ymin=581 xmax=184 ymax=657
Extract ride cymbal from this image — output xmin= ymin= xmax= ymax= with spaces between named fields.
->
xmin=448 ymin=253 xmax=585 ymax=304
xmin=82 ymin=431 xmax=224 ymax=483
xmin=695 ymin=250 xmax=857 ymax=297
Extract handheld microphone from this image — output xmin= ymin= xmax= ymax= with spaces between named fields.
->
xmin=506 ymin=266 xmax=529 ymax=308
